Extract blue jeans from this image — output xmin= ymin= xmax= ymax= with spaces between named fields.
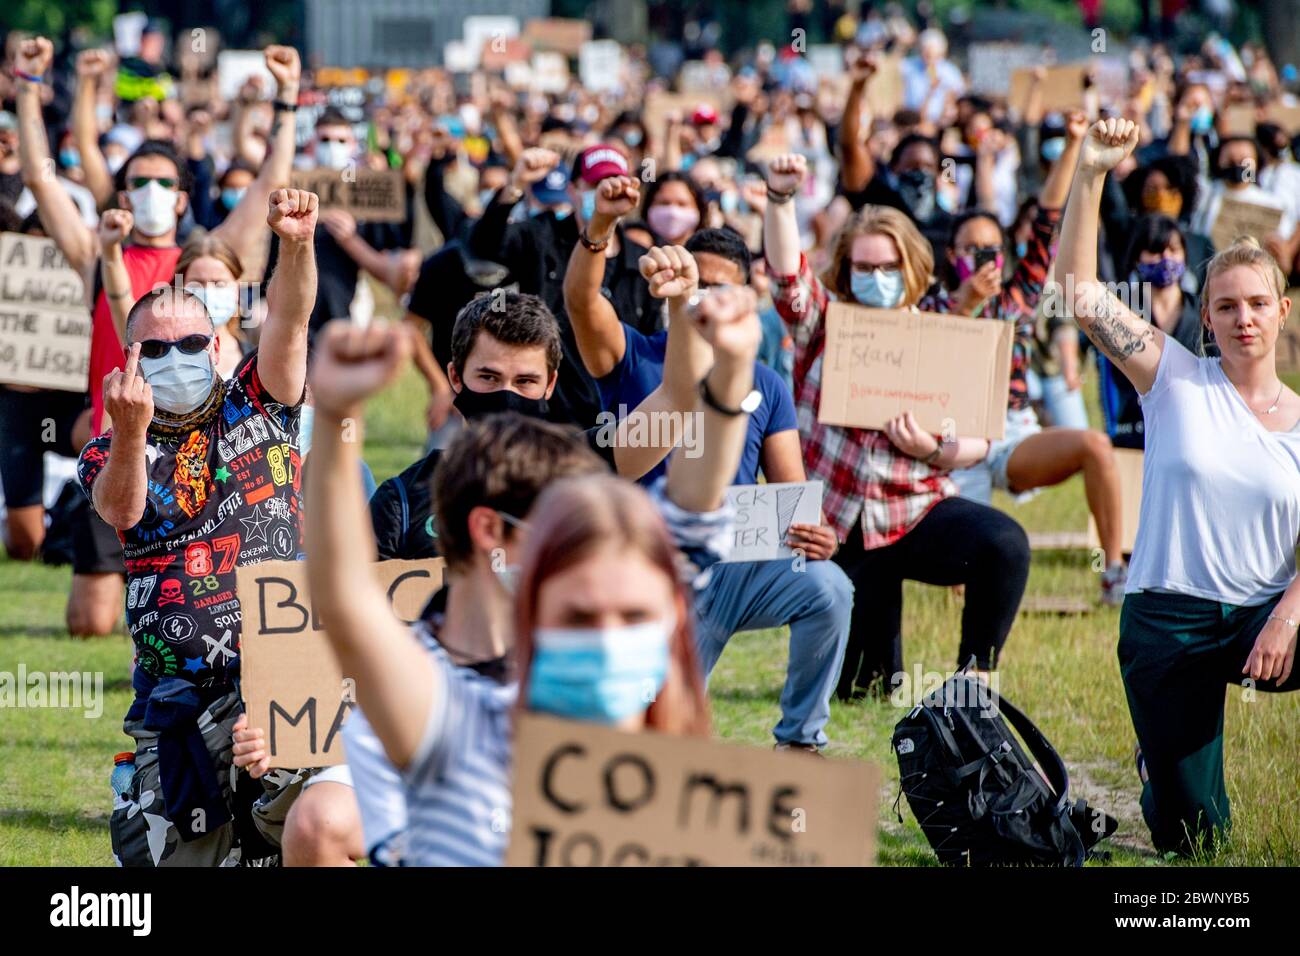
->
xmin=692 ymin=558 xmax=853 ymax=747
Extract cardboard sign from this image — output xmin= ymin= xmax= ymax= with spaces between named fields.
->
xmin=1209 ymin=195 xmax=1284 ymax=253
xmin=217 ymin=50 xmax=275 ymax=102
xmin=523 ymin=18 xmax=592 ymax=57
xmin=507 ymin=713 xmax=880 ymax=867
xmin=1009 ymin=65 xmax=1086 ymax=113
xmin=0 ymin=233 xmax=90 ymax=392
xmin=643 ymin=90 xmax=727 ymax=148
xmin=1222 ymin=103 xmax=1259 ymax=137
xmin=238 ymin=557 xmax=445 ymax=768
xmin=579 ymin=40 xmax=624 ymax=93
xmin=531 ymin=52 xmax=570 ymax=94
xmin=968 ymin=43 xmax=1046 ymax=96
xmin=723 ymin=482 xmax=824 ymax=563
xmin=290 ymin=167 xmax=406 ymax=223
xmin=1088 ymin=448 xmax=1143 ymax=554
xmin=818 ymin=302 xmax=1014 ymax=440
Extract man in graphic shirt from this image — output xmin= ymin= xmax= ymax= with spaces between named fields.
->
xmin=77 ymin=189 xmax=324 ymax=867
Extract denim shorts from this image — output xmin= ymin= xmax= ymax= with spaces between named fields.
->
xmin=950 ymin=406 xmax=1042 ymax=504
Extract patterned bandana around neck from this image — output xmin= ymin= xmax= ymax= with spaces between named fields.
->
xmin=147 ymin=377 xmax=226 ymax=442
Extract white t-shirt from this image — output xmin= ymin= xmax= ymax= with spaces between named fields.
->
xmin=1126 ymin=337 xmax=1300 ymax=605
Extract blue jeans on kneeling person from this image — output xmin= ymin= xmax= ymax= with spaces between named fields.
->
xmin=691 ymin=558 xmax=853 ymax=748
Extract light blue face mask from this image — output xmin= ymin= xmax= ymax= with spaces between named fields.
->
xmin=1015 ymin=240 xmax=1029 ymax=260
xmin=580 ymin=188 xmax=597 ymax=223
xmin=719 ymin=189 xmax=739 ymax=215
xmin=139 ymin=348 xmax=216 ymax=414
xmin=1190 ymin=105 xmax=1215 ymax=135
xmin=59 ymin=148 xmax=81 ymax=169
xmin=553 ymin=205 xmax=573 ymax=221
xmin=527 ymin=617 xmax=673 ymax=724
xmin=850 ymin=268 xmax=905 ymax=308
xmin=1040 ymin=136 xmax=1066 ymax=163
xmin=221 ymin=187 xmax=246 ymax=211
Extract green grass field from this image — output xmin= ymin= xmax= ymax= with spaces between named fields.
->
xmin=3 ymin=327 xmax=1299 ymax=867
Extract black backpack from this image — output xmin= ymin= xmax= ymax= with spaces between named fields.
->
xmin=891 ymin=669 xmax=1117 ymax=866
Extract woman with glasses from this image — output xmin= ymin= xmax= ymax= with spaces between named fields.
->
xmin=762 ymin=151 xmax=1031 ymax=700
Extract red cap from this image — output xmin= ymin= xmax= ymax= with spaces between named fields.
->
xmin=691 ymin=104 xmax=720 ymax=126
xmin=575 ymin=145 xmax=629 ymax=184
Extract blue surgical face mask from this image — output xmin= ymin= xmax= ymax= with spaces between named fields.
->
xmin=719 ymin=189 xmax=739 ymax=215
xmin=850 ymin=268 xmax=905 ymax=308
xmin=1015 ymin=240 xmax=1029 ymax=259
xmin=553 ymin=205 xmax=572 ymax=221
xmin=527 ymin=617 xmax=674 ymax=724
xmin=59 ymin=148 xmax=81 ymax=169
xmin=186 ymin=282 xmax=239 ymax=329
xmin=580 ymin=188 xmax=597 ymax=223
xmin=622 ymin=129 xmax=643 ymax=147
xmin=1190 ymin=105 xmax=1215 ymax=135
xmin=1040 ymin=136 xmax=1066 ymax=163
xmin=139 ymin=348 xmax=216 ymax=414
xmin=221 ymin=187 xmax=246 ymax=211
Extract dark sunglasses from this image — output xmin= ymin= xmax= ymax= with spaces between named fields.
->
xmin=128 ymin=176 xmax=178 ymax=190
xmin=138 ymin=335 xmax=211 ymax=360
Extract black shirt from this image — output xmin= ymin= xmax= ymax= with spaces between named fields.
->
xmin=369 ymin=426 xmax=617 ymax=562
xmin=842 ymin=171 xmax=954 ymax=267
xmin=468 ymin=193 xmax=660 ymax=428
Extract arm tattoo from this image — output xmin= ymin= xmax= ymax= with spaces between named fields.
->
xmin=1090 ymin=310 xmax=1152 ymax=363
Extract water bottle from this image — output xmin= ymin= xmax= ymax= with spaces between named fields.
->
xmin=110 ymin=752 xmax=136 ymax=799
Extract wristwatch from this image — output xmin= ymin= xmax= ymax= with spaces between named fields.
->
xmin=699 ymin=376 xmax=761 ymax=416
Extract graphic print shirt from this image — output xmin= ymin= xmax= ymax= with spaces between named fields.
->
xmin=79 ymin=351 xmax=303 ymax=685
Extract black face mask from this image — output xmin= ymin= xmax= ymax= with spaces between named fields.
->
xmin=1220 ymin=163 xmax=1253 ymax=185
xmin=896 ymin=168 xmax=936 ymax=222
xmin=452 ymin=385 xmax=550 ymax=421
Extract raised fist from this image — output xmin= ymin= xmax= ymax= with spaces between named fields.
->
xmin=267 ymin=189 xmax=319 ymax=243
xmin=638 ymin=245 xmax=698 ymax=301
xmin=1079 ymin=118 xmax=1140 ymax=174
xmin=76 ymin=48 xmax=113 ymax=80
xmin=15 ymin=37 xmax=54 ymax=80
xmin=765 ymin=153 xmax=807 ymax=195
xmin=511 ymin=147 xmax=560 ymax=190
xmin=97 ymin=208 xmax=134 ymax=248
xmin=264 ymin=45 xmax=301 ymax=92
xmin=691 ymin=285 xmax=761 ymax=364
xmin=309 ymin=320 xmax=412 ymax=419
xmin=595 ymin=175 xmax=640 ymax=219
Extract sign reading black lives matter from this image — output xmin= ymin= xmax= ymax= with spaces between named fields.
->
xmin=0 ymin=232 xmax=90 ymax=391
xmin=237 ymin=557 xmax=445 ymax=768
xmin=507 ymin=713 xmax=880 ymax=866
xmin=290 ymin=167 xmax=406 ymax=223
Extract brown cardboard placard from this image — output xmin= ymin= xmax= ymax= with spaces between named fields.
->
xmin=507 ymin=713 xmax=880 ymax=867
xmin=523 ymin=17 xmax=592 ymax=57
xmin=290 ymin=167 xmax=406 ymax=224
xmin=237 ymin=557 xmax=445 ymax=768
xmin=1222 ymin=103 xmax=1259 ymax=137
xmin=1209 ymin=194 xmax=1284 ymax=253
xmin=1087 ymin=447 xmax=1143 ymax=553
xmin=1009 ymin=65 xmax=1086 ymax=114
xmin=817 ymin=302 xmax=1014 ymax=440
xmin=1266 ymin=102 xmax=1300 ymax=134
xmin=643 ymin=90 xmax=728 ymax=151
xmin=0 ymin=232 xmax=90 ymax=392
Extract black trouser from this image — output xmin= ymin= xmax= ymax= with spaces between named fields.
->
xmin=832 ymin=495 xmax=1030 ymax=698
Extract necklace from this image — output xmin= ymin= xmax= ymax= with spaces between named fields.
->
xmin=1255 ymin=381 xmax=1285 ymax=416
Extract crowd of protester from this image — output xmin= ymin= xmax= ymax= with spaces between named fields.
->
xmin=1 ymin=6 xmax=1298 ymax=865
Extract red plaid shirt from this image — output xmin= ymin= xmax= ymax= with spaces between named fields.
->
xmin=769 ymin=254 xmax=956 ymax=550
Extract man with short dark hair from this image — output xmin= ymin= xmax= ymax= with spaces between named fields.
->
xmin=77 ymin=189 xmax=327 ymax=867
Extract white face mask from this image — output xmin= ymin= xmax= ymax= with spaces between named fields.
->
xmin=139 ymin=348 xmax=216 ymax=414
xmin=186 ymin=283 xmax=239 ymax=329
xmin=127 ymin=181 xmax=178 ymax=237
xmin=316 ymin=140 xmax=353 ymax=170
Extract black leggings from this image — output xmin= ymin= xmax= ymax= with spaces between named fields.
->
xmin=832 ymin=495 xmax=1030 ymax=698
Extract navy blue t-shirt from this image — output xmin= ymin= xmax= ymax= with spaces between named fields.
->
xmin=596 ymin=324 xmax=798 ymax=484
